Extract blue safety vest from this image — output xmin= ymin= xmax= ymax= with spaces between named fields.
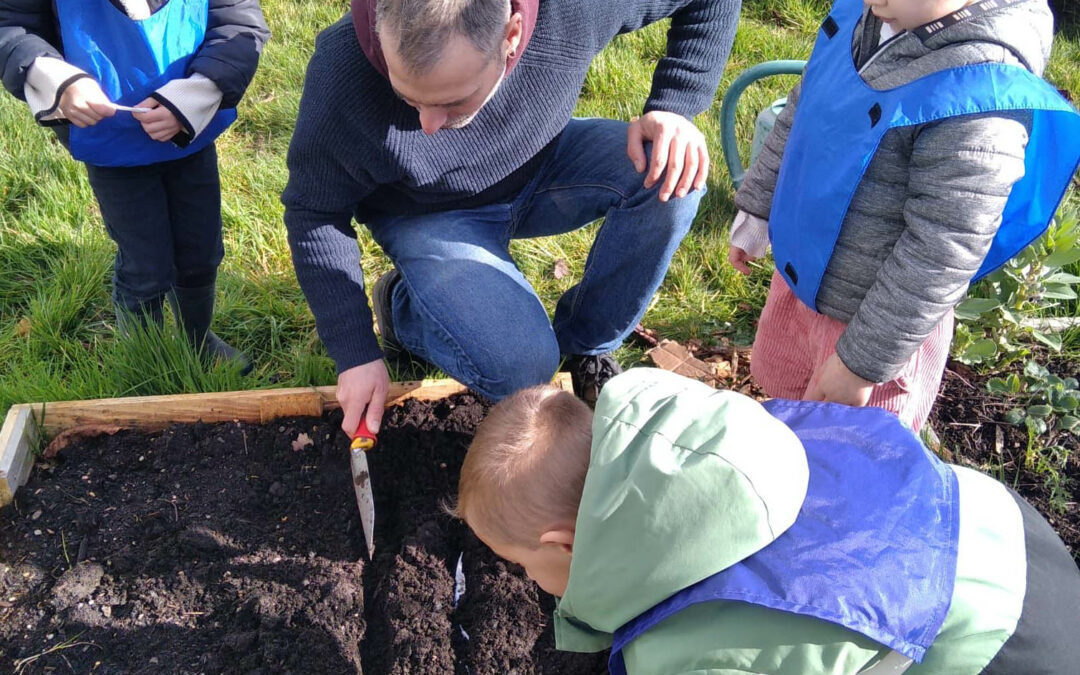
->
xmin=769 ymin=0 xmax=1080 ymax=311
xmin=608 ymin=400 xmax=960 ymax=675
xmin=55 ymin=0 xmax=236 ymax=167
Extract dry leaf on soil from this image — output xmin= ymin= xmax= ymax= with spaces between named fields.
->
xmin=291 ymin=432 xmax=314 ymax=452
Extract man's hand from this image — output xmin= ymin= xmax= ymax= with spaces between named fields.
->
xmin=59 ymin=79 xmax=116 ymax=128
xmin=627 ymin=111 xmax=709 ymax=202
xmin=804 ymin=352 xmax=875 ymax=408
xmin=337 ymin=359 xmax=391 ymax=439
xmin=728 ymin=245 xmax=757 ymax=275
xmin=132 ymin=98 xmax=183 ymax=142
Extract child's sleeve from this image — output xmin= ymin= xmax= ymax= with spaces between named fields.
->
xmin=835 ymin=111 xmax=1032 ymax=384
xmin=150 ymin=0 xmax=270 ymax=146
xmin=24 ymin=56 xmax=91 ymax=124
xmin=729 ymin=209 xmax=770 ymax=257
xmin=282 ymin=37 xmax=383 ymax=374
xmin=733 ymin=79 xmax=802 ymax=222
xmin=0 ymin=0 xmax=71 ymax=101
xmin=190 ymin=0 xmax=270 ymax=109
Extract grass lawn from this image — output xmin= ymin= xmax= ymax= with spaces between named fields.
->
xmin=1 ymin=0 xmax=1077 ymax=417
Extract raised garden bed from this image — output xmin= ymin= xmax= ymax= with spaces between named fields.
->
xmin=0 ymin=379 xmax=608 ymax=674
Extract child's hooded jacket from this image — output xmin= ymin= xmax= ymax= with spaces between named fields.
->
xmin=553 ymin=368 xmax=1080 ymax=674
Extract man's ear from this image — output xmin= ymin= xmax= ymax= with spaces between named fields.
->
xmin=539 ymin=528 xmax=575 ymax=555
xmin=504 ymin=11 xmax=524 ymax=55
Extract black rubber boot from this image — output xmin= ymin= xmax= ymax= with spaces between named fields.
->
xmin=168 ymin=283 xmax=252 ymax=375
xmin=114 ymin=293 xmax=165 ymax=336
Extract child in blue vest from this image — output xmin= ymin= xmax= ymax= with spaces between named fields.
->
xmin=728 ymin=0 xmax=1080 ymax=431
xmin=455 ymin=368 xmax=1080 ymax=675
xmin=0 ymin=0 xmax=269 ymax=370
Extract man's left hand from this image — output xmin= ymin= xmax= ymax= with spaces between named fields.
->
xmin=804 ymin=352 xmax=875 ymax=408
xmin=132 ymin=98 xmax=183 ymax=142
xmin=627 ymin=111 xmax=709 ymax=202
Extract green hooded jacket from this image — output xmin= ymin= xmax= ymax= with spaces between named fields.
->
xmin=553 ymin=369 xmax=1027 ymax=675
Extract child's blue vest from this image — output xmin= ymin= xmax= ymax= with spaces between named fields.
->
xmin=55 ymin=0 xmax=236 ymax=167
xmin=609 ymin=401 xmax=961 ymax=675
xmin=769 ymin=0 xmax=1080 ymax=311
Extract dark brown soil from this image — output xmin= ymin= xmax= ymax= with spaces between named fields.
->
xmin=0 ymin=394 xmax=609 ymax=674
xmin=930 ymin=359 xmax=1080 ymax=562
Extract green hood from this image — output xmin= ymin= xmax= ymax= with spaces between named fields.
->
xmin=554 ymin=368 xmax=810 ymax=651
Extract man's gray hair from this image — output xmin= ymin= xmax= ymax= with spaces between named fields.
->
xmin=376 ymin=0 xmax=511 ymax=74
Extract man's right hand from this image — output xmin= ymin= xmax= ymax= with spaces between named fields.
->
xmin=59 ymin=79 xmax=116 ymax=128
xmin=338 ymin=359 xmax=391 ymax=439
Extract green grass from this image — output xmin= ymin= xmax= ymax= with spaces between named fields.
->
xmin=1 ymin=0 xmax=1078 ymax=416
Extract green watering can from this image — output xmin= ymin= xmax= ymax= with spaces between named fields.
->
xmin=718 ymin=60 xmax=807 ymax=190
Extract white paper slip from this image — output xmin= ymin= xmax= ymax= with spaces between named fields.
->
xmin=113 ymin=104 xmax=152 ymax=113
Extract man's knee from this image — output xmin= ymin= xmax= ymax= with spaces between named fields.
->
xmin=468 ymin=331 xmax=561 ymax=400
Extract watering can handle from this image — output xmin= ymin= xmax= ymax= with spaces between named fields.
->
xmin=719 ymin=60 xmax=807 ymax=191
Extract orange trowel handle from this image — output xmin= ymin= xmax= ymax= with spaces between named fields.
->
xmin=350 ymin=418 xmax=377 ymax=451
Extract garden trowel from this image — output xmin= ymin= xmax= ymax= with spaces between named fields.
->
xmin=350 ymin=418 xmax=377 ymax=559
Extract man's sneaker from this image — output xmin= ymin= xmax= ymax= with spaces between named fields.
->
xmin=371 ymin=269 xmax=405 ymax=357
xmin=566 ymin=353 xmax=622 ymax=405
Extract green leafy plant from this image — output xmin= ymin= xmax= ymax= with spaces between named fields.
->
xmin=986 ymin=360 xmax=1078 ymax=511
xmin=988 ymin=360 xmax=1080 ymax=437
xmin=952 ymin=212 xmax=1080 ymax=368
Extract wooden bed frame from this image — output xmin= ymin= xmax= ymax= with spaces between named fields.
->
xmin=1 ymin=374 xmax=572 ymax=506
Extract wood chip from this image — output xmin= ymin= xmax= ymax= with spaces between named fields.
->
xmin=647 ymin=340 xmax=725 ymax=388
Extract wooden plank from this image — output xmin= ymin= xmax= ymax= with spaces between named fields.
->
xmin=0 ymin=405 xmax=39 ymax=507
xmin=27 ymin=386 xmax=336 ymax=435
xmin=0 ymin=372 xmax=573 ymax=506
xmin=26 ymin=373 xmax=573 ymax=435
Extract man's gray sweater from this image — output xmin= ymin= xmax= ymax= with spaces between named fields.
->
xmin=735 ymin=0 xmax=1056 ymax=383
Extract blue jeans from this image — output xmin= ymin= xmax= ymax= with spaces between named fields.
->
xmin=367 ymin=119 xmax=703 ymax=399
xmin=85 ymin=144 xmax=224 ymax=315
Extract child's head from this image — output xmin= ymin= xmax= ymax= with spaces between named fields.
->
xmin=453 ymin=384 xmax=593 ymax=596
xmin=864 ymin=0 xmax=975 ymax=31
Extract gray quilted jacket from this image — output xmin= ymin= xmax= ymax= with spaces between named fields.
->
xmin=735 ymin=0 xmax=1056 ymax=383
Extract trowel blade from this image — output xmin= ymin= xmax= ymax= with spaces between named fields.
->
xmin=350 ymin=446 xmax=375 ymax=559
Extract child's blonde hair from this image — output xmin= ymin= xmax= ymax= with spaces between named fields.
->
xmin=454 ymin=384 xmax=593 ymax=548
